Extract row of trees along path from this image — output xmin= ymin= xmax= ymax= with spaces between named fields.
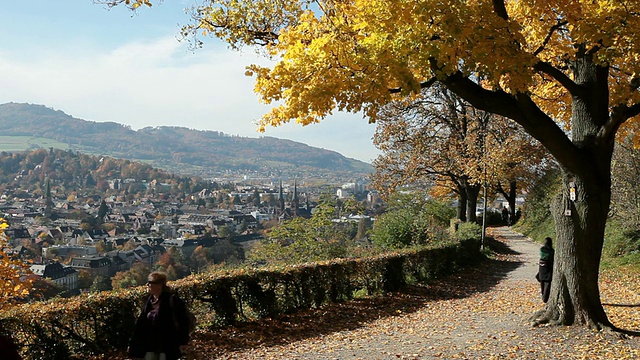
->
xmin=99 ymin=226 xmax=639 ymax=360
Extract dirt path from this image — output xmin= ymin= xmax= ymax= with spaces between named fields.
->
xmin=486 ymin=226 xmax=540 ymax=281
xmin=186 ymin=227 xmax=639 ymax=360
xmin=219 ymin=227 xmax=547 ymax=359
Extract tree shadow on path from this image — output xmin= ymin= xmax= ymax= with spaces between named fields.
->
xmin=195 ymin=235 xmax=528 ymax=356
xmin=483 ymin=233 xmax=521 ymax=255
xmin=604 ymin=303 xmax=640 ymax=308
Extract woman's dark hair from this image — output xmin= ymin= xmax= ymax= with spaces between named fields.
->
xmin=544 ymin=237 xmax=553 ymax=248
xmin=148 ymin=271 xmax=171 ymax=291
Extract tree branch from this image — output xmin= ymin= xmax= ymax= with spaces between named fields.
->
xmin=389 ymin=77 xmax=437 ymax=94
xmin=605 ymin=103 xmax=640 ymax=142
xmin=199 ymin=18 xmax=279 ymax=46
xmin=533 ymin=61 xmax=583 ymax=96
xmin=625 ymin=103 xmax=640 ymax=119
xmin=533 ymin=21 xmax=568 ymax=56
xmin=437 ymin=71 xmax=583 ymax=173
xmin=492 ymin=0 xmax=509 ymax=20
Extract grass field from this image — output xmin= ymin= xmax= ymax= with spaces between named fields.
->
xmin=0 ymin=136 xmax=70 ymax=152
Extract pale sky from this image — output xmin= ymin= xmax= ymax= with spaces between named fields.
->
xmin=0 ymin=1 xmax=381 ymax=163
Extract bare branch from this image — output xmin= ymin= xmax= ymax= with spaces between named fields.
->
xmin=533 ymin=21 xmax=568 ymax=56
xmin=389 ymin=77 xmax=437 ymax=94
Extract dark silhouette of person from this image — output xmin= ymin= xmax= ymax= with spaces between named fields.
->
xmin=501 ymin=207 xmax=510 ymax=225
xmin=535 ymin=237 xmax=555 ymax=303
xmin=127 ymin=271 xmax=190 ymax=360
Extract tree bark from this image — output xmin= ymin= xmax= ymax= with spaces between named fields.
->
xmin=457 ymin=184 xmax=468 ymax=222
xmin=508 ymin=180 xmax=517 ymax=222
xmin=531 ymin=53 xmax=614 ymax=329
xmin=497 ymin=180 xmax=517 ymax=223
xmin=465 ymin=182 xmax=481 ymax=223
xmin=532 ymin=168 xmax=612 ymax=328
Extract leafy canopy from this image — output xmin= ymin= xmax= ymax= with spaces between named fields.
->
xmin=160 ymin=0 xmax=639 ymax=135
xmin=370 ymin=191 xmax=455 ymax=249
xmin=105 ymin=1 xmax=640 ymax=141
xmin=247 ymin=195 xmax=361 ymax=265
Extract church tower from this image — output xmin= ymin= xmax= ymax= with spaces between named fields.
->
xmin=278 ymin=180 xmax=285 ymax=216
xmin=292 ymin=179 xmax=299 ymax=217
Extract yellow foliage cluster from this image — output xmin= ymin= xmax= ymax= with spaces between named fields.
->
xmin=0 ymin=219 xmax=33 ymax=311
xmin=165 ymin=0 xmax=640 ymax=135
xmin=96 ymin=0 xmax=153 ymax=11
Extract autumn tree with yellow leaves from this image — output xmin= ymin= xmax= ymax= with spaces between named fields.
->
xmin=372 ymin=84 xmax=485 ymax=223
xmin=372 ymin=83 xmax=549 ymax=223
xmin=479 ymin=109 xmax=553 ymax=223
xmin=107 ymin=0 xmax=640 ymax=330
xmin=0 ymin=219 xmax=33 ymax=310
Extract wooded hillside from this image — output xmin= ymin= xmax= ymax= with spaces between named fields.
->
xmin=0 ymin=103 xmax=373 ymax=178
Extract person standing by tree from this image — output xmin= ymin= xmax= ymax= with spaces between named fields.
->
xmin=536 ymin=237 xmax=555 ymax=303
xmin=127 ymin=271 xmax=189 ymax=360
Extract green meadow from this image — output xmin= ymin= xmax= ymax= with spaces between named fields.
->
xmin=0 ymin=136 xmax=70 ymax=152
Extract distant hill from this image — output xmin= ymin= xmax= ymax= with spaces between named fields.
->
xmin=0 ymin=103 xmax=373 ymax=179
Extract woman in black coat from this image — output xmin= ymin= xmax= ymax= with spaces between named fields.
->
xmin=127 ymin=271 xmax=190 ymax=360
xmin=535 ymin=237 xmax=555 ymax=303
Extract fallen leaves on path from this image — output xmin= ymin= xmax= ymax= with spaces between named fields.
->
xmin=601 ymin=266 xmax=640 ymax=332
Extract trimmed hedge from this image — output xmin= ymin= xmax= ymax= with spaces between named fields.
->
xmin=0 ymin=237 xmax=481 ymax=359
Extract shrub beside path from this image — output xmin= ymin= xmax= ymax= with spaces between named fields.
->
xmin=103 ymin=227 xmax=640 ymax=359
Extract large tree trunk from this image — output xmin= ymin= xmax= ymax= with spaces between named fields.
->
xmin=457 ymin=184 xmax=468 ymax=222
xmin=465 ymin=183 xmax=481 ymax=223
xmin=533 ymin=168 xmax=612 ymax=328
xmin=531 ymin=54 xmax=613 ymax=329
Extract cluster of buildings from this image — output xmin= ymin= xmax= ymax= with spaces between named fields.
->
xmin=2 ymin=177 xmax=376 ymax=296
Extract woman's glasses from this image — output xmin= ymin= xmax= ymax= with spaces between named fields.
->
xmin=147 ymin=281 xmax=161 ymax=285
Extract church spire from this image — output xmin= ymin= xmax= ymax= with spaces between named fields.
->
xmin=293 ymin=179 xmax=298 ymax=200
xmin=278 ymin=180 xmax=285 ymax=214
xmin=292 ymin=179 xmax=299 ymax=217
